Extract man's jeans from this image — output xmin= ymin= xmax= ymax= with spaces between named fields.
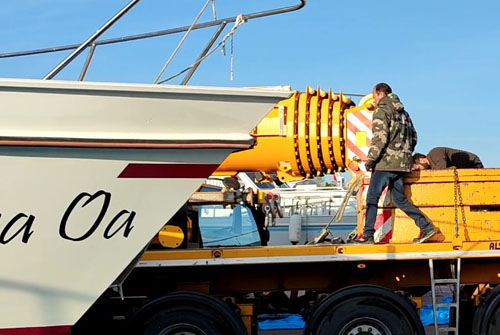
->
xmin=363 ymin=171 xmax=431 ymax=238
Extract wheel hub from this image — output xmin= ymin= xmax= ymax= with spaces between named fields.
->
xmin=346 ymin=324 xmax=383 ymax=335
xmin=159 ymin=323 xmax=207 ymax=335
xmin=340 ymin=317 xmax=391 ymax=335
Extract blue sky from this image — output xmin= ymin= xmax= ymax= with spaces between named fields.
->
xmin=1 ymin=1 xmax=499 ymax=165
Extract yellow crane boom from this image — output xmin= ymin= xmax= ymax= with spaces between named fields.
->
xmin=215 ymin=86 xmax=375 ymax=182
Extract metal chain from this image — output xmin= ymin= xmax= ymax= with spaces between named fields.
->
xmin=453 ymin=169 xmax=459 ymax=238
xmin=458 ymin=173 xmax=467 ymax=233
xmin=453 ymin=169 xmax=467 ymax=239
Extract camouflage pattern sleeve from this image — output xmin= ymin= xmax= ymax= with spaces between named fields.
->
xmin=367 ymin=102 xmax=391 ymax=163
xmin=408 ymin=113 xmax=418 ymax=151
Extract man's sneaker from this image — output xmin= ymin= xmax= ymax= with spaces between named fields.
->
xmin=414 ymin=227 xmax=436 ymax=243
xmin=351 ymin=236 xmax=375 ymax=244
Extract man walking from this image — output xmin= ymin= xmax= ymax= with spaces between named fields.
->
xmin=359 ymin=83 xmax=435 ymax=243
xmin=413 ymin=147 xmax=483 ymax=170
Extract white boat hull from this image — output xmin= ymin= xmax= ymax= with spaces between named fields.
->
xmin=268 ymin=185 xmax=358 ymax=245
xmin=0 ymin=79 xmax=291 ymax=332
xmin=268 ymin=217 xmax=357 ymax=245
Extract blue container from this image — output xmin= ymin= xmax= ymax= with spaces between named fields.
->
xmin=420 ymin=296 xmax=452 ymax=326
xmin=258 ymin=314 xmax=305 ymax=330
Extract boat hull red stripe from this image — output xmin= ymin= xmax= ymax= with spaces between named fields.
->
xmin=0 ymin=326 xmax=71 ymax=335
xmin=118 ymin=163 xmax=220 ymax=178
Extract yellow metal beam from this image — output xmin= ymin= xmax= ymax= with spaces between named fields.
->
xmin=141 ymin=241 xmax=500 ymax=264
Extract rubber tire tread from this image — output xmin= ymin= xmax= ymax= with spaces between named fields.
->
xmin=315 ymin=295 xmax=414 ymax=335
xmin=130 ymin=292 xmax=246 ymax=335
xmin=141 ymin=304 xmax=223 ymax=335
xmin=304 ymin=285 xmax=423 ymax=335
xmin=487 ymin=305 xmax=500 ymax=335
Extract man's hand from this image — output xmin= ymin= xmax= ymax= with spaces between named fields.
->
xmin=365 ymin=160 xmax=375 ymax=171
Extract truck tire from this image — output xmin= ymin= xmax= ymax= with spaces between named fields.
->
xmin=314 ymin=296 xmax=414 ymax=335
xmin=486 ymin=306 xmax=500 ymax=334
xmin=304 ymin=285 xmax=424 ymax=335
xmin=130 ymin=292 xmax=246 ymax=335
xmin=140 ymin=304 xmax=224 ymax=335
xmin=473 ymin=285 xmax=500 ymax=335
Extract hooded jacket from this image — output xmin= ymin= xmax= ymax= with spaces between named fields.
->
xmin=366 ymin=93 xmax=417 ymax=172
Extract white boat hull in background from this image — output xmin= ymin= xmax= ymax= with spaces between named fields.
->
xmin=0 ymin=79 xmax=291 ymax=333
xmin=268 ymin=186 xmax=357 ymax=245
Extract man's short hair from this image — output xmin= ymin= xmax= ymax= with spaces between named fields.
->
xmin=374 ymin=83 xmax=392 ymax=95
xmin=413 ymin=153 xmax=426 ymax=164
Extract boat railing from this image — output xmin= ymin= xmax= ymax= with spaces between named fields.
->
xmin=274 ymin=186 xmax=347 ymax=192
xmin=278 ymin=194 xmax=357 ymax=217
xmin=0 ymin=0 xmax=305 ymax=83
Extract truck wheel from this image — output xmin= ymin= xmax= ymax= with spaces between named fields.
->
xmin=473 ymin=285 xmax=500 ymax=335
xmin=486 ymin=304 xmax=500 ymax=334
xmin=304 ymin=286 xmax=424 ymax=335
xmin=314 ymin=296 xmax=414 ymax=335
xmin=140 ymin=304 xmax=224 ymax=335
xmin=131 ymin=292 xmax=246 ymax=335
